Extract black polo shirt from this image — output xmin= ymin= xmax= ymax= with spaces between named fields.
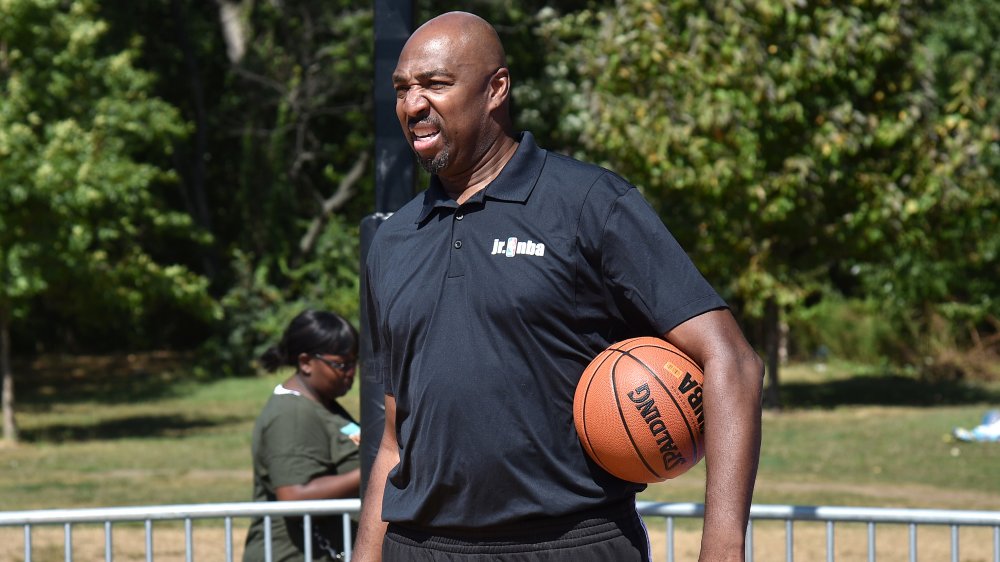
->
xmin=364 ymin=132 xmax=726 ymax=530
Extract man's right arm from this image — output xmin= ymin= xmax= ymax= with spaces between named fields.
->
xmin=353 ymin=395 xmax=399 ymax=562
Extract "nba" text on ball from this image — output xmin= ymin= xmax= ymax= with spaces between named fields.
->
xmin=627 ymin=383 xmax=685 ymax=472
xmin=677 ymin=372 xmax=705 ymax=433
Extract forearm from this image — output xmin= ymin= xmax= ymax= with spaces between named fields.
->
xmin=699 ymin=348 xmax=763 ymax=561
xmin=353 ymin=395 xmax=399 ymax=562
xmin=662 ymin=309 xmax=764 ymax=562
xmin=274 ymin=468 xmax=362 ymax=501
xmin=352 ymin=445 xmax=398 ymax=562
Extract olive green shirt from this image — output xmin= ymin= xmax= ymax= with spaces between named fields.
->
xmin=243 ymin=385 xmax=360 ymax=562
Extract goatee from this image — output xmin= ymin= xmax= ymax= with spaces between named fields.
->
xmin=418 ymin=148 xmax=450 ymax=174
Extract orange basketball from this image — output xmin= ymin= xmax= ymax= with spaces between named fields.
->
xmin=573 ymin=337 xmax=706 ymax=483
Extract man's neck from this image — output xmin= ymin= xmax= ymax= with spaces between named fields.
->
xmin=439 ymin=135 xmax=519 ymax=204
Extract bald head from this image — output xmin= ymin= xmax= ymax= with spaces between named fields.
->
xmin=392 ymin=12 xmax=517 ymax=188
xmin=407 ymin=11 xmax=507 ymax=73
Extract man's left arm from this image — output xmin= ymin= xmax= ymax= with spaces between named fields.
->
xmin=664 ymin=308 xmax=764 ymax=562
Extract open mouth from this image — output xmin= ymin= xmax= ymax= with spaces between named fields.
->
xmin=411 ymin=124 xmax=441 ymax=153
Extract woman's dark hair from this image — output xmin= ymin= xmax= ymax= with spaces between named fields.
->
xmin=259 ymin=310 xmax=358 ymax=372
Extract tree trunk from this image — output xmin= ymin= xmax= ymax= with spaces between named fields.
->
xmin=763 ymin=298 xmax=782 ymax=410
xmin=298 ymin=151 xmax=369 ymax=257
xmin=173 ymin=0 xmax=217 ymax=280
xmin=215 ymin=0 xmax=249 ymax=64
xmin=1 ymin=307 xmax=17 ymax=443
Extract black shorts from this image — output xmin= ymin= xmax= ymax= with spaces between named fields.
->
xmin=381 ymin=502 xmax=651 ymax=561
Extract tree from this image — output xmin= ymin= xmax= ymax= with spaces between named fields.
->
xmin=537 ymin=0 xmax=999 ymax=401
xmin=0 ymin=0 xmax=215 ymax=442
xmin=853 ymin=0 xmax=1000 ymax=370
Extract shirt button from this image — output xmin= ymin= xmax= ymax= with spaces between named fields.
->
xmin=455 ymin=213 xmax=464 ymax=221
xmin=453 ymin=240 xmax=462 ymax=249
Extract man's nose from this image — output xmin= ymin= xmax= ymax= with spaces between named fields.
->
xmin=399 ymin=88 xmax=430 ymax=116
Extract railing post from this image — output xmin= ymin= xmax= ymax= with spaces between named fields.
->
xmin=994 ymin=525 xmax=999 ymax=562
xmin=826 ymin=520 xmax=834 ymax=562
xmin=867 ymin=522 xmax=875 ymax=562
xmin=666 ymin=517 xmax=674 ymax=562
xmin=225 ymin=516 xmax=234 ymax=562
xmin=64 ymin=522 xmax=72 ymax=562
xmin=185 ymin=517 xmax=194 ymax=562
xmin=24 ymin=523 xmax=32 ymax=562
xmin=951 ymin=524 xmax=959 ymax=562
xmin=264 ymin=515 xmax=272 ymax=562
xmin=145 ymin=519 xmax=153 ymax=562
xmin=786 ymin=520 xmax=793 ymax=562
xmin=343 ymin=512 xmax=354 ymax=560
xmin=303 ymin=514 xmax=313 ymax=561
xmin=104 ymin=521 xmax=112 ymax=562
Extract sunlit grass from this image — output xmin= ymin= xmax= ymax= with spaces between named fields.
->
xmin=3 ymin=354 xmax=998 ymax=514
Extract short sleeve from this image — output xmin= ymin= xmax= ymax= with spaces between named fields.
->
xmin=363 ymin=255 xmax=393 ymax=396
xmin=260 ymin=403 xmax=331 ymax=488
xmin=600 ymin=187 xmax=727 ymax=334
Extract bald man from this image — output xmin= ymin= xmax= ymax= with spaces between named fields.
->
xmin=356 ymin=11 xmax=763 ymax=562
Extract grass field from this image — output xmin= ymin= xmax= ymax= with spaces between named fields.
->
xmin=2 ymin=354 xmax=999 ymax=560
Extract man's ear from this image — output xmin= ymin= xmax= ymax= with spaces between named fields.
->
xmin=487 ymin=67 xmax=511 ymax=112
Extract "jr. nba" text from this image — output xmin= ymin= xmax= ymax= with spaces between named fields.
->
xmin=490 ymin=237 xmax=546 ymax=257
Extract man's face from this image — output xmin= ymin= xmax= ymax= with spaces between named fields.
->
xmin=392 ymin=33 xmax=491 ymax=175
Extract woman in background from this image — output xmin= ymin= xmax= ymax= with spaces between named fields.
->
xmin=243 ymin=309 xmax=361 ymax=562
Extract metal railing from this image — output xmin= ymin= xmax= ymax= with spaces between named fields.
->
xmin=2 ymin=500 xmax=999 ymax=561
xmin=636 ymin=502 xmax=1000 ymax=562
xmin=0 ymin=499 xmax=359 ymax=562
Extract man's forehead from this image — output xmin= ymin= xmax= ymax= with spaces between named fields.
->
xmin=394 ymin=37 xmax=474 ymax=80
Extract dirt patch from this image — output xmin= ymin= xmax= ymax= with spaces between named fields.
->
xmin=0 ymin=524 xmax=251 ymax=562
xmin=645 ymin=520 xmax=997 ymax=562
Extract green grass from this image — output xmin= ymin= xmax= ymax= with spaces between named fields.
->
xmin=639 ymin=360 xmax=1000 ymax=510
xmin=2 ymin=355 xmax=998 ymax=513
xmin=1 ymin=354 xmax=360 ymax=511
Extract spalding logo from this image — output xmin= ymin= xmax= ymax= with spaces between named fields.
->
xmin=627 ymin=383 xmax=685 ymax=472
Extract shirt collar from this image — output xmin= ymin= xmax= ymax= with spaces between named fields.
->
xmin=415 ymin=132 xmax=546 ymax=223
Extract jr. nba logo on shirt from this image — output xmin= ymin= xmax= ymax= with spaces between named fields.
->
xmin=491 ymin=236 xmax=545 ymax=257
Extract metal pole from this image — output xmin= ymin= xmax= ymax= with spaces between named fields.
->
xmin=226 ymin=517 xmax=233 ymax=562
xmin=24 ymin=524 xmax=32 ymax=562
xmin=64 ymin=522 xmax=72 ymax=562
xmin=145 ymin=519 xmax=153 ymax=562
xmin=104 ymin=521 xmax=112 ymax=562
xmin=786 ymin=520 xmax=793 ymax=562
xmin=361 ymin=0 xmax=416 ymax=496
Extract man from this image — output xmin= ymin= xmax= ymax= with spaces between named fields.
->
xmin=356 ymin=11 xmax=763 ymax=562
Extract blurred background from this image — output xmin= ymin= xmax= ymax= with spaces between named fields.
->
xmin=1 ymin=0 xmax=998 ymax=523
xmin=2 ymin=1 xmax=998 ymax=558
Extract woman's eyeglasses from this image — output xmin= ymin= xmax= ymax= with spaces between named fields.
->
xmin=312 ymin=354 xmax=356 ymax=372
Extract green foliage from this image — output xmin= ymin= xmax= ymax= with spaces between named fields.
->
xmin=0 ymin=0 xmax=217 ymax=341
xmin=537 ymin=0 xmax=999 ymax=372
xmin=207 ymin=217 xmax=361 ymax=375
xmin=217 ymin=0 xmax=374 ymax=260
xmin=852 ymin=0 xmax=1000 ymax=351
xmin=787 ymin=298 xmax=897 ymax=364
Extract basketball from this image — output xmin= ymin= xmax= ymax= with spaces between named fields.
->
xmin=573 ymin=337 xmax=706 ymax=484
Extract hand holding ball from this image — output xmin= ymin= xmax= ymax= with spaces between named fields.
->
xmin=573 ymin=337 xmax=706 ymax=483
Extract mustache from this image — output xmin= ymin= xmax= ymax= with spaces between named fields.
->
xmin=408 ymin=116 xmax=441 ymax=129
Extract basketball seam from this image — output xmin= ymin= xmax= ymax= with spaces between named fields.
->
xmin=618 ymin=345 xmax=701 ymax=464
xmin=610 ymin=351 xmax=663 ymax=481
